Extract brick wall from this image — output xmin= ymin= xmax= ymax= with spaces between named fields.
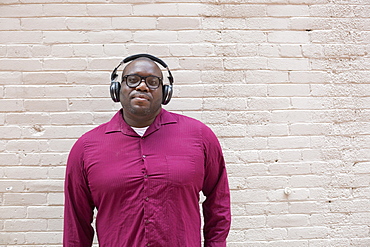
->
xmin=1 ymin=0 xmax=370 ymax=246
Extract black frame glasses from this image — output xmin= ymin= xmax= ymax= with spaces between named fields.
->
xmin=123 ymin=74 xmax=162 ymax=90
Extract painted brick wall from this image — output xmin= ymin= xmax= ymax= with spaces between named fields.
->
xmin=1 ymin=0 xmax=370 ymax=246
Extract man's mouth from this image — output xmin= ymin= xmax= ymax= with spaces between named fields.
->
xmin=131 ymin=93 xmax=150 ymax=101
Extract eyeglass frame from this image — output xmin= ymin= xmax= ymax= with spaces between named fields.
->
xmin=122 ymin=74 xmax=163 ymax=90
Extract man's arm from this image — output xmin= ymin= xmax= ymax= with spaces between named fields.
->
xmin=64 ymin=137 xmax=95 ymax=247
xmin=201 ymin=126 xmax=231 ymax=247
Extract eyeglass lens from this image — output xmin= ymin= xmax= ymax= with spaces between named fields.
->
xmin=125 ymin=74 xmax=161 ymax=89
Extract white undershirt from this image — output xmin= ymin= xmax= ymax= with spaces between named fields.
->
xmin=131 ymin=126 xmax=149 ymax=137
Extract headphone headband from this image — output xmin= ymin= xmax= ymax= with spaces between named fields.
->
xmin=123 ymin=54 xmax=169 ymax=68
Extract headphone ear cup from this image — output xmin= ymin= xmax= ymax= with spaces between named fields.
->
xmin=110 ymin=81 xmax=121 ymax=102
xmin=162 ymin=85 xmax=173 ymax=105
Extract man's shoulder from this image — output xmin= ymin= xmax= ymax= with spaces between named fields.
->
xmin=78 ymin=121 xmax=109 ymax=141
xmin=164 ymin=110 xmax=205 ymax=127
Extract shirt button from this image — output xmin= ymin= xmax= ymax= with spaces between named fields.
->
xmin=142 ymin=155 xmax=146 ymax=159
xmin=145 ymin=220 xmax=150 ymax=224
xmin=146 ymin=244 xmax=150 ymax=246
xmin=145 ymin=197 xmax=149 ymax=201
xmin=144 ymin=175 xmax=148 ymax=178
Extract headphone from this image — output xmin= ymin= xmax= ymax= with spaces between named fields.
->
xmin=110 ymin=54 xmax=174 ymax=105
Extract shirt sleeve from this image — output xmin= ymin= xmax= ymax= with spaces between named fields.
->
xmin=201 ymin=126 xmax=231 ymax=247
xmin=64 ymin=137 xmax=95 ymax=247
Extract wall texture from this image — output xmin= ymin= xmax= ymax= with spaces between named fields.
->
xmin=1 ymin=0 xmax=370 ymax=246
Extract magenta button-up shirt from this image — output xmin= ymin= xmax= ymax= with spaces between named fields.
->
xmin=64 ymin=109 xmax=231 ymax=247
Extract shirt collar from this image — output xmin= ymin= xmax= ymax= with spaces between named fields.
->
xmin=105 ymin=108 xmax=177 ymax=136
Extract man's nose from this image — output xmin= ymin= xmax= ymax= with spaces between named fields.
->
xmin=135 ymin=79 xmax=149 ymax=92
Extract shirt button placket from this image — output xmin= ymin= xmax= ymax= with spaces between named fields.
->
xmin=141 ymin=146 xmax=151 ymax=245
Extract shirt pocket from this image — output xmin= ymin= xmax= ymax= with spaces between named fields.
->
xmin=166 ymin=155 xmax=196 ymax=186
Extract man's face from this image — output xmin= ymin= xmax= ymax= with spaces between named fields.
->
xmin=119 ymin=59 xmax=163 ymax=119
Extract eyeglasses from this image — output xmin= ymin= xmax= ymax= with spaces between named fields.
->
xmin=123 ymin=74 xmax=162 ymax=90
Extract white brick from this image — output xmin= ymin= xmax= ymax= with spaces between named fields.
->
xmin=268 ymin=84 xmax=309 ymax=96
xmin=225 ymin=57 xmax=268 ymax=70
xmin=245 ymin=228 xmax=287 ymax=241
xmin=48 ymin=193 xmax=64 ymax=206
xmin=247 ymin=176 xmax=288 ymax=189
xmin=5 ymin=219 xmax=47 ymax=231
xmin=134 ymin=31 xmax=177 ymax=43
xmin=268 ymin=188 xmax=310 ymax=201
xmin=43 ymin=31 xmax=87 ymax=44
xmin=112 ymin=17 xmax=156 ymax=30
xmin=6 ymin=113 xmax=50 ymax=125
xmin=178 ymin=3 xmax=208 ymax=16
xmin=5 ymin=167 xmax=48 ymax=179
xmin=222 ymin=31 xmax=267 ymax=43
xmin=0 ymin=100 xmax=23 ymax=112
xmin=268 ymin=31 xmax=309 ymax=43
xmin=232 ymin=216 xmax=265 ymax=229
xmin=0 ymin=18 xmax=20 ymax=30
xmin=5 ymin=45 xmax=32 ymax=57
xmin=0 ymin=71 xmax=22 ymax=84
xmin=24 ymin=180 xmax=64 ymax=192
xmin=0 ymin=31 xmax=43 ymax=44
xmin=246 ymin=18 xmax=289 ymax=30
xmin=132 ymin=3 xmax=177 ymax=16
xmin=43 ymin=58 xmax=87 ymax=70
xmin=21 ymin=17 xmax=67 ymax=31
xmin=309 ymin=239 xmax=350 ymax=247
xmin=246 ymin=70 xmax=289 ymax=83
xmin=248 ymin=97 xmax=290 ymax=110
xmin=267 ymin=214 xmax=309 ymax=227
xmin=0 ymin=58 xmax=42 ymax=71
xmin=25 ymin=232 xmax=62 ymax=244
xmin=71 ymin=44 xmax=105 ymax=57
xmin=27 ymin=206 xmax=64 ymax=219
xmin=269 ymin=163 xmax=310 ymax=176
xmin=280 ymin=45 xmax=303 ymax=57
xmin=0 ymin=4 xmax=43 ymax=17
xmin=259 ymin=44 xmax=280 ymax=57
xmin=47 ymin=218 xmax=63 ymax=231
xmin=66 ymin=71 xmax=109 ymax=85
xmin=66 ymin=17 xmax=112 ymax=30
xmin=231 ymin=190 xmax=268 ymax=203
xmin=267 ymin=5 xmax=309 ymax=17
xmin=87 ymin=4 xmax=132 ymax=16
xmin=268 ymin=58 xmax=310 ymax=70
xmin=0 ymin=126 xmax=21 ymax=139
xmin=288 ymin=227 xmax=328 ymax=239
xmin=0 ymin=233 xmax=26 ymax=245
xmin=6 ymin=140 xmax=49 ymax=152
xmin=22 ymin=72 xmax=67 ymax=85
xmin=24 ymin=99 xmax=68 ymax=112
xmin=3 ymin=193 xmax=47 ymax=206
xmin=289 ymin=202 xmax=323 ymax=214
xmin=180 ymin=57 xmax=223 ymax=70
xmin=222 ymin=4 xmax=266 ymax=17
xmin=0 ymin=206 xmax=27 ymax=219
xmin=157 ymin=17 xmax=201 ymax=30
xmin=42 ymin=4 xmax=87 ymax=17
xmin=201 ymin=70 xmax=243 ymax=84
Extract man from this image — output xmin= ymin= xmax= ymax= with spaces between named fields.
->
xmin=63 ymin=54 xmax=231 ymax=247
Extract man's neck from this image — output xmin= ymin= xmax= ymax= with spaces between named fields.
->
xmin=122 ymin=108 xmax=161 ymax=128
